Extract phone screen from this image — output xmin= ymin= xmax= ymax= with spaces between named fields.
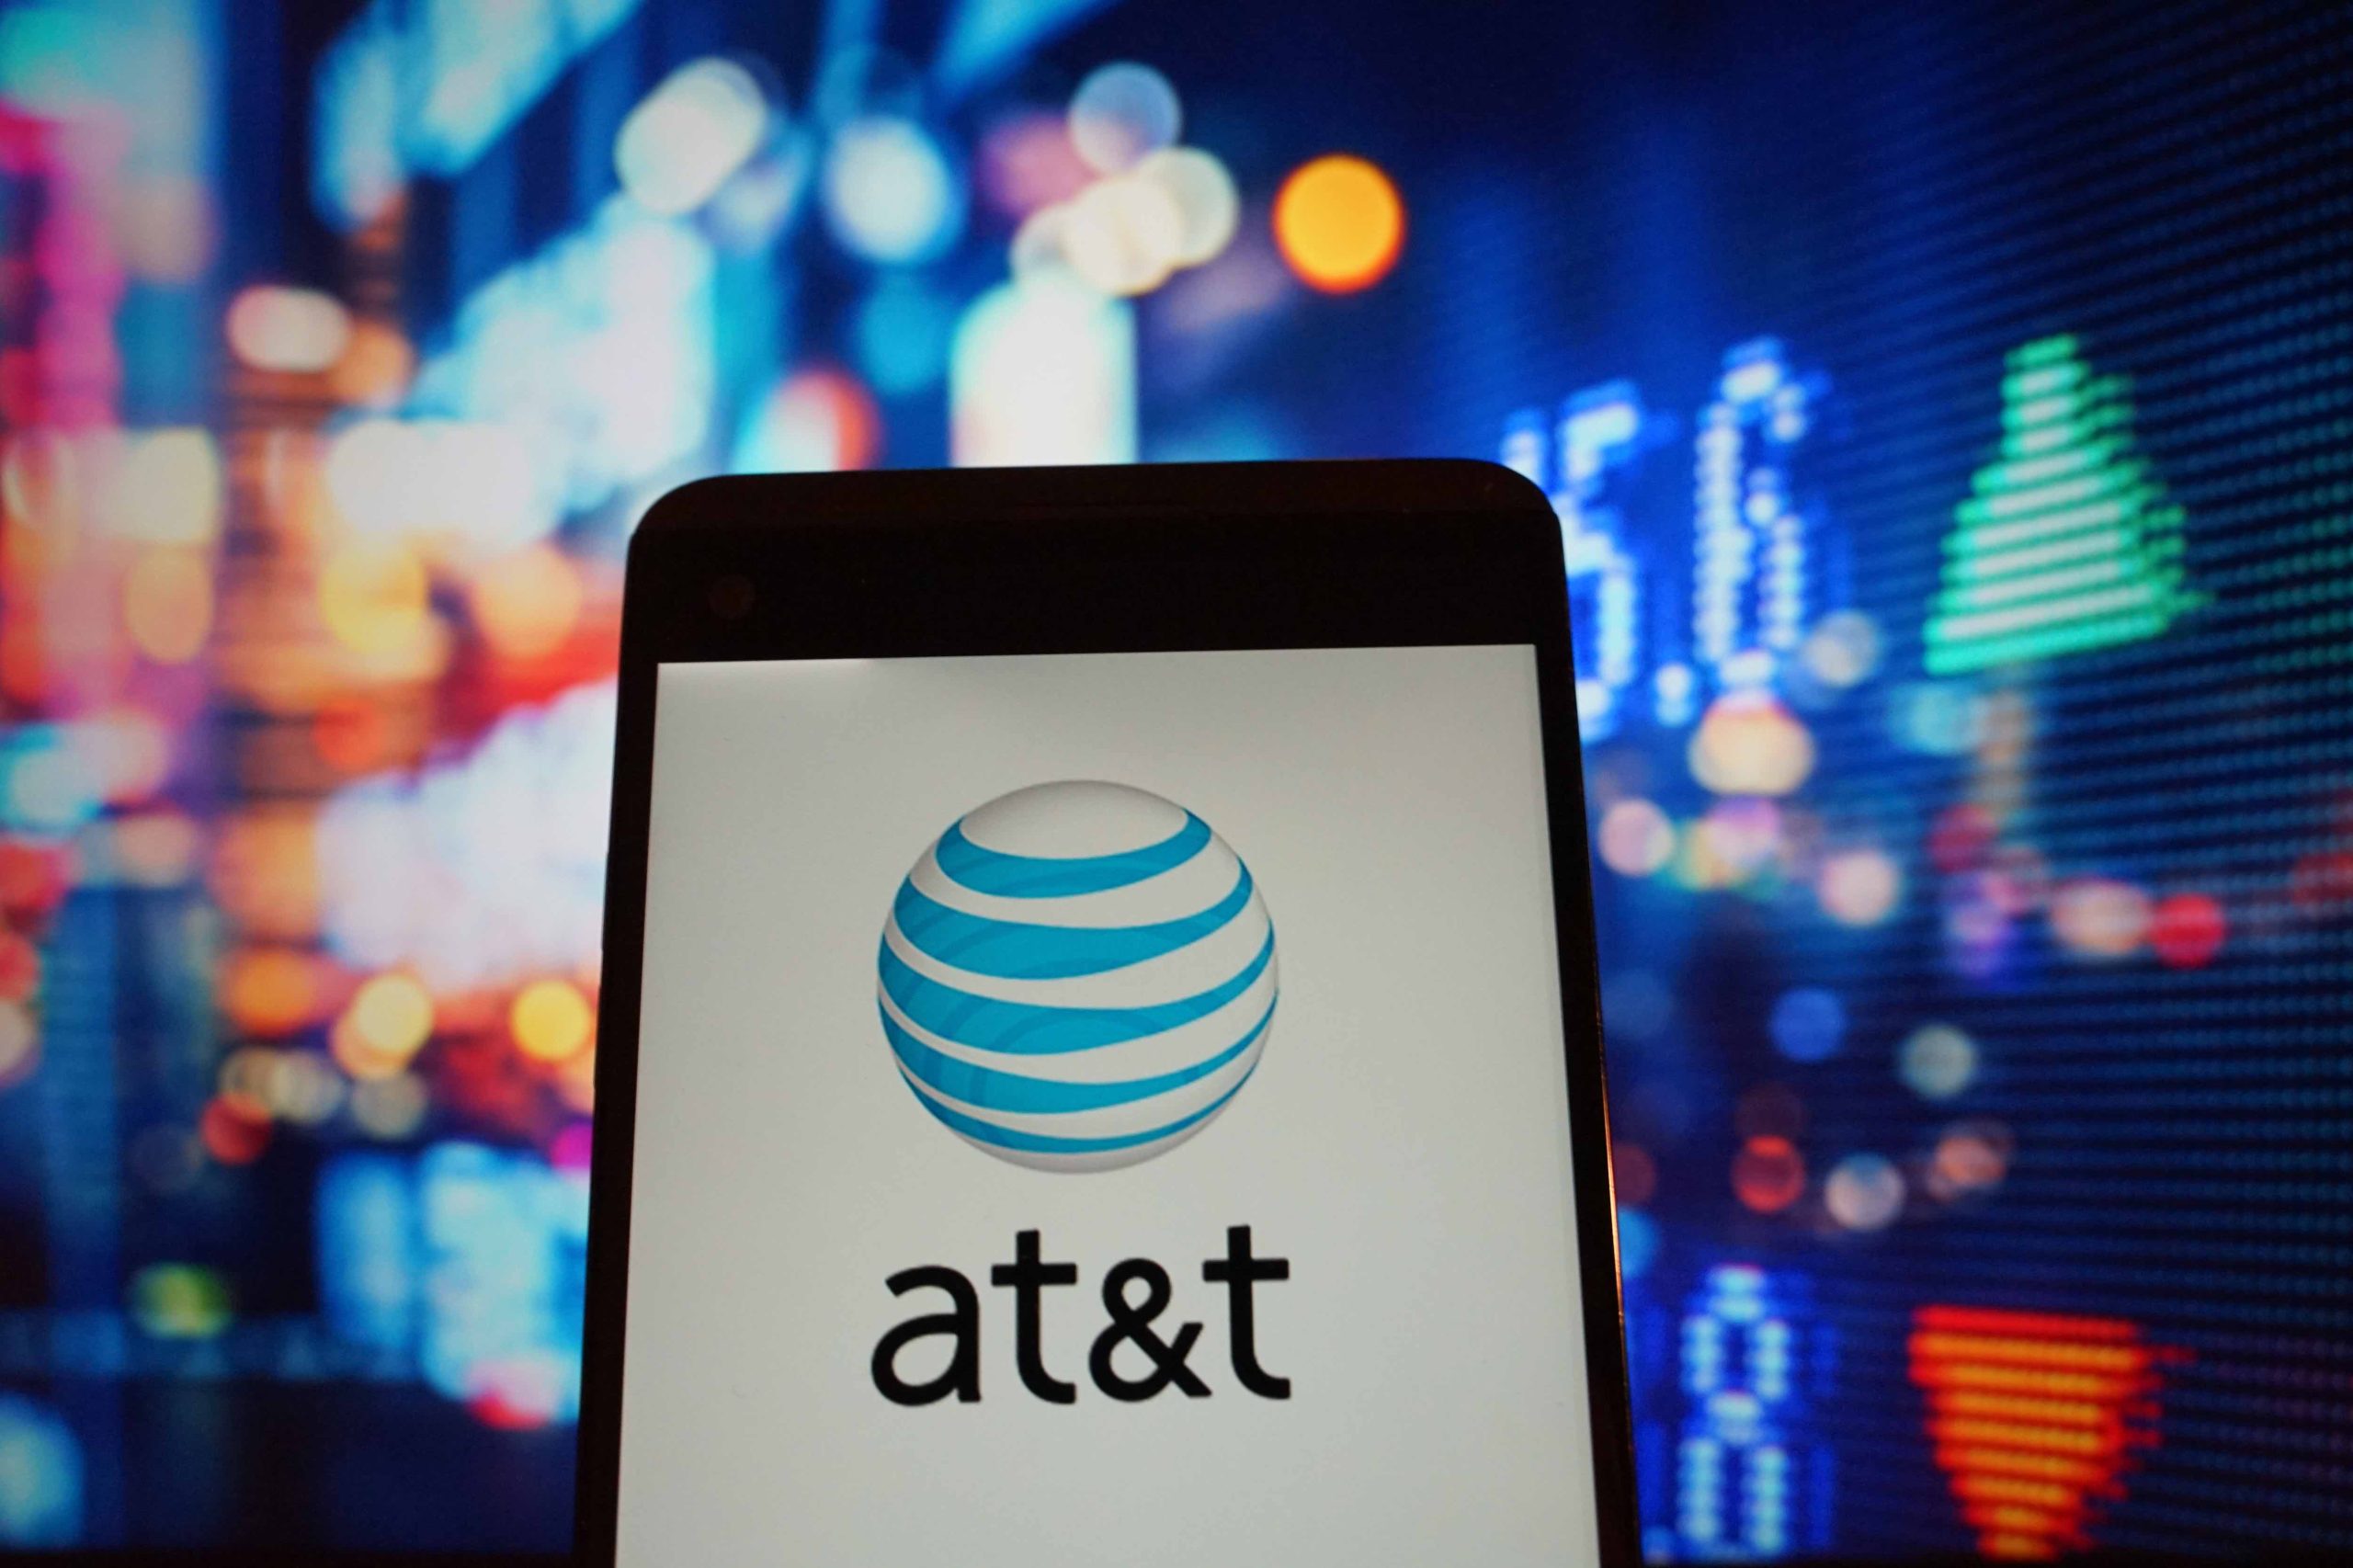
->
xmin=616 ymin=642 xmax=1603 ymax=1566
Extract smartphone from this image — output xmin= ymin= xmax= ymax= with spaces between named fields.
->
xmin=574 ymin=460 xmax=1639 ymax=1567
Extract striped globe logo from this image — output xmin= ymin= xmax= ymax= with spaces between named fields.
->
xmin=877 ymin=781 xmax=1277 ymax=1173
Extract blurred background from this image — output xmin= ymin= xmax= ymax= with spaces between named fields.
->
xmin=0 ymin=0 xmax=2348 ymax=1558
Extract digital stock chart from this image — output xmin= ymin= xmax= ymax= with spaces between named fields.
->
xmin=0 ymin=0 xmax=2349 ymax=1557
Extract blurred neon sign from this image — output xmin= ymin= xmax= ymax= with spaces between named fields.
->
xmin=313 ymin=0 xmax=646 ymax=228
xmin=1674 ymin=1264 xmax=1827 ymax=1560
xmin=1503 ymin=340 xmax=1834 ymax=739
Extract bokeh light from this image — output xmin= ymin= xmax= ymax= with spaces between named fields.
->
xmin=0 ymin=999 xmax=37 ymax=1087
xmin=1597 ymin=798 xmax=1677 ymax=877
xmin=1733 ymin=1134 xmax=1807 ymax=1213
xmin=821 ymin=116 xmax=964 ymax=266
xmin=1689 ymin=694 xmax=1816 ymax=796
xmin=977 ymin=109 xmax=1093 ymax=216
xmin=852 ymin=276 xmax=955 ymax=396
xmin=1135 ymin=146 xmax=1239 ymax=267
xmin=1769 ymin=987 xmax=1847 ymax=1062
xmin=129 ymin=1264 xmax=233 ymax=1339
xmin=1273 ymin=153 xmax=1405 ymax=293
xmin=1068 ymin=62 xmax=1182 ymax=174
xmin=318 ymin=543 xmax=430 ymax=657
xmin=2051 ymin=876 xmax=2153 ymax=959
xmin=350 ymin=1074 xmax=429 ymax=1140
xmin=1616 ymin=1207 xmax=1658 ymax=1280
xmin=225 ymin=287 xmax=351 ymax=373
xmin=0 ymin=1394 xmax=80 ymax=1545
xmin=122 ymin=547 xmax=212 ymax=664
xmin=1824 ymin=1153 xmax=1905 ymax=1231
xmin=511 ymin=979 xmax=595 ymax=1064
xmin=0 ymin=933 xmax=38 ymax=1004
xmin=220 ymin=947 xmax=322 ymax=1038
xmin=1818 ymin=847 xmax=1903 ymax=926
xmin=1899 ymin=1022 xmax=1979 ymax=1100
xmin=1799 ymin=608 xmax=1882 ymax=689
xmin=115 ymin=429 xmax=222 ymax=543
xmin=334 ymin=972 xmax=433 ymax=1080
xmin=733 ymin=368 xmax=881 ymax=472
xmin=1059 ymin=173 xmax=1187 ymax=296
xmin=615 ymin=59 xmax=770 ymax=217
xmin=1930 ymin=1119 xmax=2014 ymax=1199
xmin=470 ymin=546 xmax=585 ymax=662
xmin=199 ymin=1096 xmax=271 ymax=1165
xmin=2150 ymin=892 xmax=2226 ymax=969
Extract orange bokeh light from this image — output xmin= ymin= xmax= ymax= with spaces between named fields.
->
xmin=1273 ymin=154 xmax=1404 ymax=293
xmin=220 ymin=947 xmax=321 ymax=1037
xmin=471 ymin=546 xmax=585 ymax=662
xmin=123 ymin=546 xmax=214 ymax=664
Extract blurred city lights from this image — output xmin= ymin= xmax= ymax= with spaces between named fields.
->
xmin=512 ymin=978 xmax=594 ymax=1063
xmin=113 ymin=428 xmax=221 ymax=542
xmin=614 ymin=59 xmax=770 ymax=218
xmin=821 ymin=115 xmax=965 ymax=266
xmin=1733 ymin=1135 xmax=1807 ymax=1213
xmin=1597 ymin=797 xmax=1677 ymax=877
xmin=1768 ymin=987 xmax=1847 ymax=1062
xmin=1697 ymin=798 xmax=1783 ymax=881
xmin=469 ymin=546 xmax=585 ymax=662
xmin=951 ymin=276 xmax=1136 ymax=466
xmin=199 ymin=1096 xmax=271 ymax=1165
xmin=1273 ymin=153 xmax=1405 ymax=292
xmin=1928 ymin=1119 xmax=2013 ymax=1198
xmin=317 ymin=682 xmax=616 ymax=989
xmin=1899 ymin=1023 xmax=1980 ymax=1100
xmin=852 ymin=276 xmax=955 ymax=395
xmin=129 ymin=1263 xmax=233 ymax=1339
xmin=0 ymin=1394 xmax=80 ymax=1546
xmin=1799 ymin=608 xmax=1881 ymax=689
xmin=350 ymin=1074 xmax=429 ymax=1140
xmin=2149 ymin=892 xmax=2226 ymax=969
xmin=225 ymin=286 xmax=352 ymax=373
xmin=318 ymin=542 xmax=431 ymax=658
xmin=1137 ymin=147 xmax=1240 ymax=267
xmin=326 ymin=319 xmax=415 ymax=407
xmin=1060 ymin=172 xmax=1188 ymax=296
xmin=1817 ymin=847 xmax=1903 ymax=926
xmin=1890 ymin=681 xmax=1983 ymax=756
xmin=122 ymin=547 xmax=211 ymax=664
xmin=1068 ymin=62 xmax=1182 ymax=174
xmin=1824 ymin=1153 xmax=1904 ymax=1232
xmin=2051 ymin=876 xmax=2152 ymax=959
xmin=0 ymin=999 xmax=36 ymax=1087
xmin=0 ymin=933 xmax=38 ymax=1004
xmin=411 ymin=197 xmax=716 ymax=518
xmin=1689 ymin=694 xmax=1815 ymax=797
xmin=733 ymin=368 xmax=881 ymax=472
xmin=1927 ymin=802 xmax=1997 ymax=873
xmin=977 ymin=109 xmax=1093 ymax=216
xmin=1617 ymin=1207 xmax=1659 ymax=1279
xmin=341 ymin=971 xmax=434 ymax=1069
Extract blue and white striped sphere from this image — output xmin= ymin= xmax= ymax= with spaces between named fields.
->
xmin=877 ymin=781 xmax=1277 ymax=1173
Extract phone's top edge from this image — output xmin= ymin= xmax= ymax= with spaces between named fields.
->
xmin=632 ymin=459 xmax=1549 ymax=536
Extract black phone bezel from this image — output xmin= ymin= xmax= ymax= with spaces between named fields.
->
xmin=572 ymin=460 xmax=1642 ymax=1568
